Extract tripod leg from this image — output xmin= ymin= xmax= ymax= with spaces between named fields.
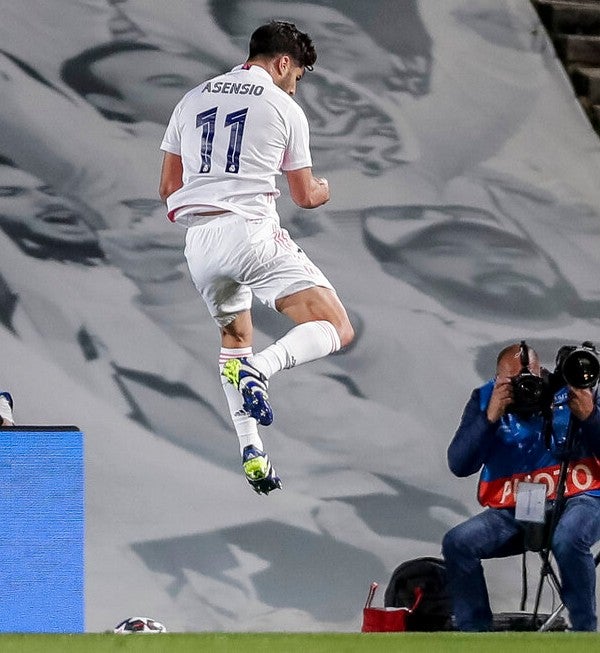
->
xmin=538 ymin=561 xmax=564 ymax=630
xmin=533 ymin=549 xmax=564 ymax=627
xmin=537 ymin=531 xmax=600 ymax=631
xmin=536 ymin=556 xmax=565 ymax=631
xmin=538 ymin=601 xmax=566 ymax=632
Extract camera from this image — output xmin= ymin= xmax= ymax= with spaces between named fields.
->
xmin=553 ymin=341 xmax=600 ymax=389
xmin=511 ymin=371 xmax=548 ymax=415
xmin=508 ymin=340 xmax=600 ymax=416
xmin=508 ymin=341 xmax=550 ymax=416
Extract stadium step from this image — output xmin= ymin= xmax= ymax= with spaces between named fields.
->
xmin=531 ymin=0 xmax=600 ymax=137
xmin=534 ymin=1 xmax=600 ymax=36
xmin=554 ymin=34 xmax=600 ymax=65
xmin=570 ymin=64 xmax=600 ymax=103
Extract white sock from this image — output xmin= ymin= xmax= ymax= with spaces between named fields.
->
xmin=219 ymin=347 xmax=264 ymax=455
xmin=251 ymin=320 xmax=341 ymax=379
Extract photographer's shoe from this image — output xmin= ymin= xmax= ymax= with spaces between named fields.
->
xmin=242 ymin=445 xmax=282 ymax=495
xmin=222 ymin=357 xmax=273 ymax=426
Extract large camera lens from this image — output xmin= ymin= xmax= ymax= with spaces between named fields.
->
xmin=561 ymin=349 xmax=600 ymax=388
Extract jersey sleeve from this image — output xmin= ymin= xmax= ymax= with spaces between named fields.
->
xmin=281 ymin=104 xmax=313 ymax=171
xmin=160 ymin=101 xmax=183 ymax=155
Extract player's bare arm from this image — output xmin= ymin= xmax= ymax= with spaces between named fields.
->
xmin=159 ymin=152 xmax=184 ymax=202
xmin=285 ymin=167 xmax=329 ymax=209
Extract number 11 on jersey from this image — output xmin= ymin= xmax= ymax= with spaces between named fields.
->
xmin=196 ymin=106 xmax=248 ymax=174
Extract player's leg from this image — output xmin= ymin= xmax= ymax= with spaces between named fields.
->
xmin=219 ymin=311 xmax=281 ymax=495
xmin=247 ymin=221 xmax=354 ymax=378
xmin=184 ymin=219 xmax=281 ymax=494
xmin=221 ymin=285 xmax=353 ymax=428
xmin=219 ymin=309 xmax=263 ymax=448
xmin=220 ymin=309 xmax=274 ymax=427
xmin=248 ymin=285 xmax=353 ymax=379
xmin=220 ymin=309 xmax=272 ymax=428
xmin=218 ymin=218 xmax=348 ymax=403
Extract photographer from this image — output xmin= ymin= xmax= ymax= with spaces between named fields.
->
xmin=0 ymin=391 xmax=14 ymax=426
xmin=442 ymin=342 xmax=600 ymax=631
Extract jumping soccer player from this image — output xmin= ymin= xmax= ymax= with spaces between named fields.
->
xmin=159 ymin=21 xmax=353 ymax=495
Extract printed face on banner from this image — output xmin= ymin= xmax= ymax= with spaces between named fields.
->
xmin=0 ymin=166 xmax=97 ymax=246
xmin=90 ymin=49 xmax=221 ymax=124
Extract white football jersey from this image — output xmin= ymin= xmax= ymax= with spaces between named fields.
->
xmin=161 ymin=65 xmax=312 ymax=222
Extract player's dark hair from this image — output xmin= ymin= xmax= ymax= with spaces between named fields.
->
xmin=249 ymin=21 xmax=316 ymax=69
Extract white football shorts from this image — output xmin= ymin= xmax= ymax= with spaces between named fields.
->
xmin=184 ymin=212 xmax=335 ymax=326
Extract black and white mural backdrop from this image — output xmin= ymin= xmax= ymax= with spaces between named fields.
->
xmin=1 ymin=0 xmax=599 ymax=632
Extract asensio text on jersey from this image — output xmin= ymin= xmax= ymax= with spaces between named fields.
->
xmin=202 ymin=80 xmax=265 ymax=96
xmin=160 ymin=65 xmax=312 ymax=223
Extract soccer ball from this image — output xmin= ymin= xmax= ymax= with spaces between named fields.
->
xmin=113 ymin=616 xmax=167 ymax=634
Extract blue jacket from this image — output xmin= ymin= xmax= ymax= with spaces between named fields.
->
xmin=448 ymin=381 xmax=600 ymax=508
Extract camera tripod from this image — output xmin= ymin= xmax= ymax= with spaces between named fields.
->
xmin=529 ymin=415 xmax=600 ymax=631
xmin=532 ymin=551 xmax=600 ymax=631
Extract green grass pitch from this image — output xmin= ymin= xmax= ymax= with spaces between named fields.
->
xmin=1 ymin=632 xmax=599 ymax=652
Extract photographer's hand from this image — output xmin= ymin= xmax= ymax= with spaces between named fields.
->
xmin=568 ymin=387 xmax=595 ymax=421
xmin=487 ymin=377 xmax=513 ymax=423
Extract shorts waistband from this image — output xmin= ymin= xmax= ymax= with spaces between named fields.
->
xmin=181 ymin=210 xmax=236 ymax=227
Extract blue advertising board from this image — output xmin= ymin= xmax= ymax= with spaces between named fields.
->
xmin=0 ymin=427 xmax=84 ymax=632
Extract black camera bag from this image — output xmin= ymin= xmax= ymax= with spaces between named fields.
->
xmin=384 ymin=557 xmax=454 ymax=631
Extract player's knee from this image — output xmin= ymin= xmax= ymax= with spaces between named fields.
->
xmin=338 ymin=319 xmax=354 ymax=349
